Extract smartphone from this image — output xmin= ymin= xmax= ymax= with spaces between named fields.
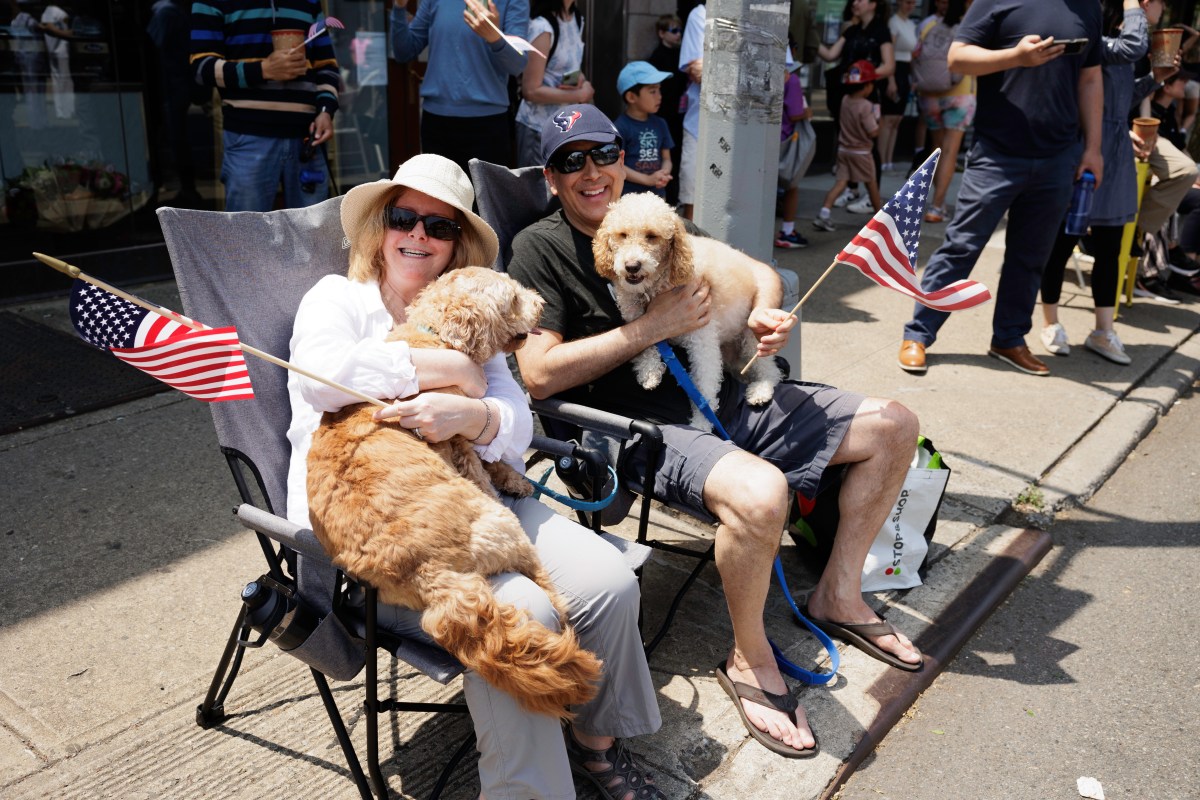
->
xmin=561 ymin=69 xmax=582 ymax=87
xmin=1057 ymin=37 xmax=1090 ymax=56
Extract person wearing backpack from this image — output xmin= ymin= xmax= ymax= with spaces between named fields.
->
xmin=910 ymin=0 xmax=974 ymax=223
xmin=514 ymin=0 xmax=593 ymax=166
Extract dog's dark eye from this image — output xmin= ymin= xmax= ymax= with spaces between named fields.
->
xmin=645 ymin=233 xmax=658 ymax=242
xmin=618 ymin=232 xmax=628 ymax=240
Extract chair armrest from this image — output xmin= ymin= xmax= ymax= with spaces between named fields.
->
xmin=236 ymin=504 xmax=331 ymax=563
xmin=531 ymin=397 xmax=663 ymax=445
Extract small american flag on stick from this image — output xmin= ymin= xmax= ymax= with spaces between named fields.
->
xmin=835 ymin=149 xmax=991 ymax=311
xmin=68 ymin=280 xmax=254 ymax=402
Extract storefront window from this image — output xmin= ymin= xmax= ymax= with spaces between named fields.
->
xmin=0 ymin=0 xmax=388 ymax=301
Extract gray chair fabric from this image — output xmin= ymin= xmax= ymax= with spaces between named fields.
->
xmin=468 ymin=159 xmax=555 ymax=271
xmin=157 ymin=200 xmax=464 ymax=683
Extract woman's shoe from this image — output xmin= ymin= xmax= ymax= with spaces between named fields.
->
xmin=1040 ymin=323 xmax=1070 ymax=356
xmin=1085 ymin=329 xmax=1131 ymax=365
xmin=565 ymin=729 xmax=667 ymax=800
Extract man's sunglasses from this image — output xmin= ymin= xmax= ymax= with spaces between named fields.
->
xmin=383 ymin=206 xmax=462 ymax=241
xmin=548 ymin=143 xmax=622 ymax=174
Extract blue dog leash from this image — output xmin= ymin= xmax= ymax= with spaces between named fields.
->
xmin=656 ymin=341 xmax=839 ymax=685
xmin=527 ymin=465 xmax=621 ymax=512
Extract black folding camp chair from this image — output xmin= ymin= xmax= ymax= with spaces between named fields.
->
xmin=468 ymin=159 xmax=747 ymax=654
xmin=157 ymin=198 xmax=643 ymax=799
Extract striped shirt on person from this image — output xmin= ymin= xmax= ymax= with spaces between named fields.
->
xmin=190 ymin=0 xmax=340 ymax=139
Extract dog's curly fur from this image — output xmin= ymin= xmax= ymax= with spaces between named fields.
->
xmin=593 ymin=192 xmax=782 ymax=430
xmin=306 ymin=267 xmax=601 ymax=719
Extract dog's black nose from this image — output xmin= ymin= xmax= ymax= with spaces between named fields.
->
xmin=625 ymin=261 xmax=641 ymax=275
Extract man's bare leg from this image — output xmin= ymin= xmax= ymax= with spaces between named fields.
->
xmin=806 ymin=398 xmax=922 ymax=666
xmin=706 ymin=450 xmax=816 ymax=752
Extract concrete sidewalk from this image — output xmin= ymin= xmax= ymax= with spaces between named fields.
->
xmin=3 ymin=171 xmax=1199 ymax=799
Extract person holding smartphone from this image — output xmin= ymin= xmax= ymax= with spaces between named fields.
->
xmin=897 ymin=0 xmax=1104 ymax=377
xmin=515 ymin=0 xmax=592 ymax=166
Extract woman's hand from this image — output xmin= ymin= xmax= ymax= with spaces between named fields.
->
xmin=463 ymin=0 xmax=501 ymax=43
xmin=1130 ymin=128 xmax=1156 ymax=160
xmin=573 ymin=79 xmax=595 ymax=103
xmin=372 ymin=393 xmax=484 ymax=442
xmin=410 ymin=348 xmax=488 ymax=398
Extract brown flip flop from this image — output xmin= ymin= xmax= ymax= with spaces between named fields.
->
xmin=715 ymin=662 xmax=819 ymax=759
xmin=800 ymin=606 xmax=924 ymax=672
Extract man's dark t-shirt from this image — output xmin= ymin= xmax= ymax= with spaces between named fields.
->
xmin=508 ymin=209 xmax=706 ymax=425
xmin=956 ymin=0 xmax=1102 ymax=157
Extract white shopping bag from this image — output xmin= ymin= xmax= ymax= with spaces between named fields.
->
xmin=860 ymin=442 xmax=950 ymax=592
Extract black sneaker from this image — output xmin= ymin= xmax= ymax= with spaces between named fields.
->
xmin=1134 ymin=277 xmax=1182 ymax=304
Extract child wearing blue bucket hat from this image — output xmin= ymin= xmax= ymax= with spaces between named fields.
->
xmin=613 ymin=60 xmax=676 ymax=197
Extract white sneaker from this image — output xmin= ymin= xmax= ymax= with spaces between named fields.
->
xmin=1084 ymin=329 xmax=1131 ymax=365
xmin=846 ymin=197 xmax=875 ymax=214
xmin=833 ymin=187 xmax=860 ymax=208
xmin=812 ymin=216 xmax=835 ymax=232
xmin=1040 ymin=323 xmax=1070 ymax=356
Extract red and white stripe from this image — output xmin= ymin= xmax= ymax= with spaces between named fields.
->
xmin=836 ymin=213 xmax=992 ymax=312
xmin=132 ymin=307 xmax=204 ymax=346
xmin=113 ymin=326 xmax=255 ymax=403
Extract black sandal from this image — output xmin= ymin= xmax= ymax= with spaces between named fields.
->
xmin=564 ymin=728 xmax=667 ymax=800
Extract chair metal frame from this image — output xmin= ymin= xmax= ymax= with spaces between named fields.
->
xmin=195 ymin=444 xmax=473 ymax=800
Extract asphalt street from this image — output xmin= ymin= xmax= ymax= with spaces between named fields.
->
xmin=835 ymin=381 xmax=1200 ymax=800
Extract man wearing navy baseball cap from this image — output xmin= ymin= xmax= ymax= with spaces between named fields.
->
xmin=509 ymin=104 xmax=923 ymax=760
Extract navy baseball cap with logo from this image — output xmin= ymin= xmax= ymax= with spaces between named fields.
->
xmin=539 ymin=104 xmax=624 ymax=167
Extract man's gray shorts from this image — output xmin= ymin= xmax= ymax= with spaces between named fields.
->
xmin=620 ymin=380 xmax=864 ymax=521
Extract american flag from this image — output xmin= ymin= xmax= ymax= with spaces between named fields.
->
xmin=835 ymin=149 xmax=992 ymax=311
xmin=68 ymin=280 xmax=254 ymax=402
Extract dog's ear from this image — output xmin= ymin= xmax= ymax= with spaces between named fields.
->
xmin=439 ymin=296 xmax=494 ymax=363
xmin=667 ymin=217 xmax=695 ymax=286
xmin=592 ymin=230 xmax=616 ymax=281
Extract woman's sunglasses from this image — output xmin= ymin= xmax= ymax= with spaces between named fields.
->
xmin=384 ymin=206 xmax=462 ymax=241
xmin=665 ymin=26 xmax=682 ymax=34
xmin=548 ymin=143 xmax=622 ymax=174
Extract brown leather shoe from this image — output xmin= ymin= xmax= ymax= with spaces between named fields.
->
xmin=898 ymin=340 xmax=927 ymax=374
xmin=988 ymin=344 xmax=1049 ymax=376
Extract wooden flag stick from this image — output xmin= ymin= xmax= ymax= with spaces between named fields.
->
xmin=739 ymin=259 xmax=838 ymax=376
xmin=471 ymin=4 xmax=546 ymax=58
xmin=34 ymin=252 xmax=390 ymax=410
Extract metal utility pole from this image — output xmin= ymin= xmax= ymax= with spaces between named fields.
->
xmin=694 ymin=0 xmax=790 ymax=264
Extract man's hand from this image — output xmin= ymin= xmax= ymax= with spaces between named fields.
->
xmin=464 ymin=0 xmax=501 ymax=43
xmin=645 ymin=279 xmax=711 ymax=340
xmin=1014 ymin=35 xmax=1064 ymax=68
xmin=262 ymin=47 xmax=307 ymax=81
xmin=684 ymin=58 xmax=703 ymax=84
xmin=748 ymin=308 xmax=796 ymax=356
xmin=310 ymin=111 xmax=333 ymax=145
xmin=1077 ymin=148 xmax=1104 ymax=187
